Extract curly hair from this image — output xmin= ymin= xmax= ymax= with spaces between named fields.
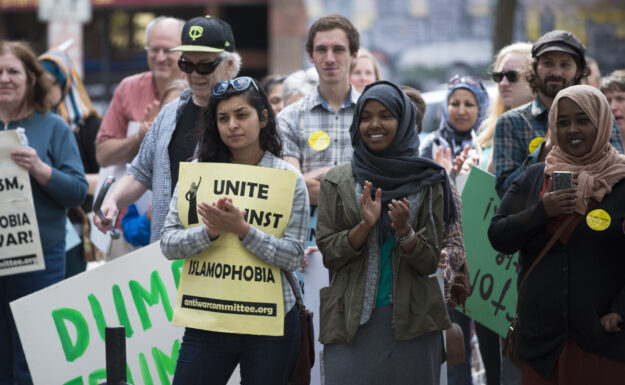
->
xmin=524 ymin=54 xmax=590 ymax=95
xmin=197 ymin=80 xmax=282 ymax=163
xmin=0 ymin=41 xmax=53 ymax=114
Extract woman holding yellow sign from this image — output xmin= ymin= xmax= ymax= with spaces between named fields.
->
xmin=160 ymin=77 xmax=308 ymax=385
xmin=316 ymin=81 xmax=456 ymax=384
xmin=488 ymin=85 xmax=625 ymax=384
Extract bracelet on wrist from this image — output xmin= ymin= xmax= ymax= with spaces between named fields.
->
xmin=395 ymin=226 xmax=416 ymax=243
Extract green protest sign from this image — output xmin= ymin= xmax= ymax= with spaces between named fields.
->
xmin=460 ymin=167 xmax=519 ymax=337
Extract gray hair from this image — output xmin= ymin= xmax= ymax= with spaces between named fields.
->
xmin=282 ymin=67 xmax=319 ymax=101
xmin=219 ymin=51 xmax=242 ymax=80
xmin=145 ymin=16 xmax=185 ymax=46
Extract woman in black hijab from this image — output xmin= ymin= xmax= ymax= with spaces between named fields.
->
xmin=316 ymin=81 xmax=454 ymax=385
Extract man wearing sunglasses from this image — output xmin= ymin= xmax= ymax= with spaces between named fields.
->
xmin=493 ymin=30 xmax=624 ymax=198
xmin=94 ymin=15 xmax=241 ymax=246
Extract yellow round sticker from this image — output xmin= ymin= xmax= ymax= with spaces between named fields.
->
xmin=586 ymin=209 xmax=611 ymax=231
xmin=308 ymin=131 xmax=330 ymax=151
xmin=528 ymin=137 xmax=544 ymax=154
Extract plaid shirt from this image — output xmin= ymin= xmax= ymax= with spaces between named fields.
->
xmin=160 ymin=152 xmax=310 ymax=312
xmin=128 ymin=89 xmax=192 ymax=243
xmin=442 ymin=180 xmax=465 ymax=303
xmin=278 ymin=87 xmax=359 ymax=173
xmin=494 ymin=97 xmax=624 ymax=197
xmin=419 ymin=149 xmax=466 ymax=303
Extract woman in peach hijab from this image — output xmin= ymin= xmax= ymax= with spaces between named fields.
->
xmin=488 ymin=85 xmax=625 ymax=384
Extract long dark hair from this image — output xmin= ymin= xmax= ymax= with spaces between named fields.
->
xmin=197 ymin=80 xmax=282 ymax=162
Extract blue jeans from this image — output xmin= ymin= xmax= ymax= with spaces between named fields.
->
xmin=0 ymin=241 xmax=66 ymax=385
xmin=172 ymin=305 xmax=301 ymax=385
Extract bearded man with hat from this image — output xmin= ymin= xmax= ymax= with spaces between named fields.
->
xmin=493 ymin=30 xmax=624 ymax=197
xmin=94 ymin=15 xmax=241 ymax=243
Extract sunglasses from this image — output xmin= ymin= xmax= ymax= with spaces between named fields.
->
xmin=178 ymin=57 xmax=223 ymax=75
xmin=211 ymin=77 xmax=259 ymax=97
xmin=492 ymin=70 xmax=519 ymax=83
xmin=448 ymin=75 xmax=486 ymax=91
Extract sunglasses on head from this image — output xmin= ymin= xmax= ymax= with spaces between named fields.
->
xmin=211 ymin=77 xmax=259 ymax=97
xmin=178 ymin=57 xmax=223 ymax=75
xmin=448 ymin=75 xmax=486 ymax=91
xmin=492 ymin=70 xmax=519 ymax=83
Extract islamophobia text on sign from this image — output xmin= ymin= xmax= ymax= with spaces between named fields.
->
xmin=173 ymin=162 xmax=297 ymax=336
xmin=0 ymin=130 xmax=45 ymax=276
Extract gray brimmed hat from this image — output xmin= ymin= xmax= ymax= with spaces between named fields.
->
xmin=171 ymin=15 xmax=235 ymax=53
xmin=532 ymin=30 xmax=586 ymax=68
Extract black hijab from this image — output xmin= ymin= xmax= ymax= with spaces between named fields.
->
xmin=350 ymin=81 xmax=457 ymax=239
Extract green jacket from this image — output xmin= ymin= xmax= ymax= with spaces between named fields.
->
xmin=316 ymin=164 xmax=451 ymax=345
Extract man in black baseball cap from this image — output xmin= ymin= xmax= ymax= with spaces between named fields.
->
xmin=95 ymin=15 xmax=242 ymax=245
xmin=493 ymin=29 xmax=624 ymax=197
xmin=172 ymin=15 xmax=235 ymax=53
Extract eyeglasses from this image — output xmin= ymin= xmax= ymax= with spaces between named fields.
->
xmin=492 ymin=70 xmax=520 ymax=83
xmin=145 ymin=46 xmax=176 ymax=55
xmin=178 ymin=57 xmax=223 ymax=75
xmin=448 ymin=75 xmax=486 ymax=91
xmin=211 ymin=77 xmax=259 ymax=97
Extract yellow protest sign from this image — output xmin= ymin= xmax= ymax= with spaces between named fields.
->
xmin=173 ymin=162 xmax=297 ymax=336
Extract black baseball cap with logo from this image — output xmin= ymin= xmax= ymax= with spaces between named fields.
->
xmin=532 ymin=30 xmax=586 ymax=68
xmin=171 ymin=15 xmax=235 ymax=53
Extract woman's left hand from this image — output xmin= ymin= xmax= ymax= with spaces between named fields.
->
xmin=452 ymin=144 xmax=470 ymax=176
xmin=10 ymin=147 xmax=52 ymax=187
xmin=388 ymin=197 xmax=411 ymax=237
xmin=198 ymin=197 xmax=249 ymax=239
xmin=600 ymin=312 xmax=623 ymax=333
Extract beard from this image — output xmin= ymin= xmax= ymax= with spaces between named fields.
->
xmin=536 ymin=75 xmax=575 ymax=98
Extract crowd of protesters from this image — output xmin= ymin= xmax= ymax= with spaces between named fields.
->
xmin=1 ymin=11 xmax=625 ymax=385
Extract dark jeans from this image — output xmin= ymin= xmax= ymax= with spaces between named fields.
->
xmin=172 ymin=304 xmax=301 ymax=385
xmin=475 ymin=321 xmax=501 ymax=385
xmin=0 ymin=241 xmax=66 ymax=385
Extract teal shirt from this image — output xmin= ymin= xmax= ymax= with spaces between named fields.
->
xmin=375 ymin=233 xmax=396 ymax=308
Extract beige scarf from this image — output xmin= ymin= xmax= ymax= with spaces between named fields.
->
xmin=544 ymin=85 xmax=625 ymax=215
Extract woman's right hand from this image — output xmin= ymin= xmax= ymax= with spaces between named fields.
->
xmin=360 ymin=181 xmax=382 ymax=227
xmin=542 ymin=188 xmax=576 ymax=217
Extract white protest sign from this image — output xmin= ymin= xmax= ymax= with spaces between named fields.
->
xmin=302 ymin=250 xmax=327 ymax=385
xmin=10 ymin=242 xmax=241 ymax=385
xmin=0 ymin=130 xmax=45 ymax=276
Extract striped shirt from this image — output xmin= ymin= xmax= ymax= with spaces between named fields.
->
xmin=278 ymin=87 xmax=360 ymax=173
xmin=159 ymin=152 xmax=310 ymax=312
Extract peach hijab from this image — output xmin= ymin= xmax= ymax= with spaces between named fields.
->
xmin=545 ymin=84 xmax=625 ymax=214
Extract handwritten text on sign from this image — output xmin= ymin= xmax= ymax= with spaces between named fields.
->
xmin=11 ymin=242 xmax=185 ymax=385
xmin=0 ymin=130 xmax=44 ymax=276
xmin=460 ymin=167 xmax=518 ymax=337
